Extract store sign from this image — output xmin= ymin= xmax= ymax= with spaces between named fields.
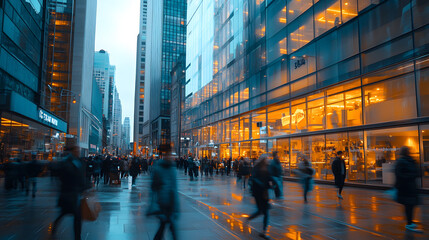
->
xmin=38 ymin=109 xmax=58 ymax=126
xmin=294 ymin=58 xmax=306 ymax=69
xmin=281 ymin=109 xmax=305 ymax=126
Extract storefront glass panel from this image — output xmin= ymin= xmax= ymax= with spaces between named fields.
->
xmin=327 ymin=93 xmax=344 ymax=129
xmin=252 ymin=110 xmax=267 ymax=139
xmin=231 ymin=118 xmax=239 ymax=142
xmin=251 ymin=140 xmax=267 ymax=159
xmin=421 ymin=125 xmax=429 ymax=189
xmin=303 ymin=135 xmax=326 ymax=180
xmin=0 ymin=112 xmax=63 ymax=162
xmin=267 ymin=105 xmax=291 ymax=137
xmin=345 ymin=89 xmax=362 ymax=126
xmin=240 ymin=141 xmax=251 ymax=158
xmin=364 ymin=75 xmax=417 ymax=124
xmin=223 ymin=120 xmax=230 ymax=143
xmin=220 ymin=144 xmax=230 ymax=159
xmin=291 ymin=137 xmax=304 ymax=176
xmin=365 ymin=126 xmax=419 ymax=185
xmin=291 ymin=99 xmax=307 ymax=133
xmin=239 ymin=115 xmax=250 ymax=141
xmin=417 ymin=67 xmax=429 ymax=116
xmin=308 ymin=95 xmax=325 ymax=131
xmin=277 ymin=138 xmax=291 ymax=176
xmin=348 ymin=131 xmax=365 ymax=183
xmin=231 ymin=142 xmax=239 ymax=159
xmin=325 ymin=132 xmax=348 ymax=180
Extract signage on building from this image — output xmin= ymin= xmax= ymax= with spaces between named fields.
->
xmin=281 ymin=109 xmax=305 ymax=126
xmin=38 ymin=108 xmax=58 ymax=126
xmin=294 ymin=58 xmax=306 ymax=69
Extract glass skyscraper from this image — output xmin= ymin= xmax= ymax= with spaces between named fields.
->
xmin=141 ymin=0 xmax=186 ymax=152
xmin=183 ymin=0 xmax=429 ymax=188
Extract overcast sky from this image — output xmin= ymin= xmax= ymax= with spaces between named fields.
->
xmin=95 ymin=0 xmax=140 ymax=140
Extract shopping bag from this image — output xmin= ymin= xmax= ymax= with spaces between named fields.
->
xmin=81 ymin=192 xmax=101 ymax=221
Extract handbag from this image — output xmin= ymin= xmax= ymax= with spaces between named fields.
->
xmin=146 ymin=193 xmax=161 ymax=216
xmin=81 ymin=192 xmax=101 ymax=221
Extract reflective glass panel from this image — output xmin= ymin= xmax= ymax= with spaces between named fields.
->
xmin=252 ymin=110 xmax=267 ymax=139
xmin=417 ymin=68 xmax=429 ymax=116
xmin=365 ymin=126 xmax=419 ymax=185
xmin=291 ymin=100 xmax=307 ymax=133
xmin=364 ymin=75 xmax=417 ymax=124
xmin=277 ymin=138 xmax=291 ymax=176
xmin=267 ymin=106 xmax=291 ymax=137
xmin=314 ymin=0 xmax=341 ymax=37
xmin=287 ymin=0 xmax=313 ymax=23
xmin=421 ymin=125 xmax=429 ymax=189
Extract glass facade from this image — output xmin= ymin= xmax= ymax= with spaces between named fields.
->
xmin=183 ymin=0 xmax=429 ymax=188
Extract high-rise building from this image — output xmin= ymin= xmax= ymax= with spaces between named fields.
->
xmin=0 ymin=0 xmax=68 ymax=162
xmin=122 ymin=117 xmax=131 ymax=152
xmin=170 ymin=54 xmax=186 ymax=156
xmin=112 ymin=87 xmax=122 ymax=152
xmin=93 ymin=50 xmax=115 ymax=148
xmin=184 ymin=0 xmax=429 ymax=189
xmin=133 ymin=0 xmax=149 ymax=150
xmin=142 ymin=0 xmax=187 ymax=153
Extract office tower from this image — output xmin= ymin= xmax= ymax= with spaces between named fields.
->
xmin=183 ymin=0 xmax=429 ymax=188
xmin=112 ymin=87 xmax=122 ymax=152
xmin=122 ymin=117 xmax=131 ymax=152
xmin=133 ymin=0 xmax=149 ymax=151
xmin=142 ymin=0 xmax=187 ymax=153
xmin=93 ymin=50 xmax=115 ymax=148
xmin=170 ymin=54 xmax=186 ymax=156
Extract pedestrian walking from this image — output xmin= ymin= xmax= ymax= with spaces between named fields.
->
xmin=394 ymin=146 xmax=423 ymax=233
xmin=295 ymin=157 xmax=314 ymax=203
xmin=332 ymin=151 xmax=346 ymax=199
xmin=25 ymin=154 xmax=42 ymax=198
xmin=187 ymin=156 xmax=195 ymax=180
xmin=239 ymin=158 xmax=251 ymax=189
xmin=269 ymin=151 xmax=283 ymax=199
xmin=246 ymin=154 xmax=273 ymax=239
xmin=129 ymin=157 xmax=141 ymax=186
xmin=51 ymin=145 xmax=86 ymax=240
xmin=147 ymin=146 xmax=179 ymax=240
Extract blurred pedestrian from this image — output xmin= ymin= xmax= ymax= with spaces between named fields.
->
xmin=239 ymin=158 xmax=251 ymax=189
xmin=187 ymin=155 xmax=195 ymax=180
xmin=269 ymin=151 xmax=283 ymax=199
xmin=395 ymin=146 xmax=423 ymax=233
xmin=25 ymin=154 xmax=42 ymax=198
xmin=332 ymin=151 xmax=346 ymax=199
xmin=51 ymin=145 xmax=86 ymax=240
xmin=148 ymin=146 xmax=179 ymax=240
xmin=295 ymin=157 xmax=314 ymax=203
xmin=246 ymin=154 xmax=273 ymax=239
xmin=129 ymin=157 xmax=141 ymax=186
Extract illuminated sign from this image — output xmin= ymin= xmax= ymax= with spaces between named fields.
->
xmin=281 ymin=109 xmax=305 ymax=126
xmin=38 ymin=109 xmax=58 ymax=126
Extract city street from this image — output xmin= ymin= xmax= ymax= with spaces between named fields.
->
xmin=0 ymin=172 xmax=428 ymax=240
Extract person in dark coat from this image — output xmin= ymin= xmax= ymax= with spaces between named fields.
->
xmin=51 ymin=146 xmax=86 ymax=240
xmin=149 ymin=147 xmax=179 ymax=240
xmin=269 ymin=151 xmax=283 ymax=199
xmin=331 ymin=151 xmax=346 ymax=199
xmin=187 ymin=156 xmax=195 ymax=180
xmin=129 ymin=157 xmax=141 ymax=186
xmin=246 ymin=154 xmax=273 ymax=239
xmin=25 ymin=155 xmax=42 ymax=197
xmin=395 ymin=146 xmax=423 ymax=233
xmin=102 ymin=156 xmax=111 ymax=184
xmin=239 ymin=158 xmax=251 ymax=189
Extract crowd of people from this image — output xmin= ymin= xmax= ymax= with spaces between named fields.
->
xmin=0 ymin=144 xmax=424 ymax=239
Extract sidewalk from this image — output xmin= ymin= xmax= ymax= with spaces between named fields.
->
xmin=0 ymin=173 xmax=428 ymax=239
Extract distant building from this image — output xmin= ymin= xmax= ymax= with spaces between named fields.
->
xmin=141 ymin=0 xmax=187 ymax=153
xmin=93 ymin=50 xmax=115 ymax=149
xmin=170 ymin=54 xmax=186 ymax=156
xmin=133 ymin=0 xmax=149 ymax=151
xmin=112 ymin=87 xmax=122 ymax=153
xmin=122 ymin=117 xmax=131 ymax=152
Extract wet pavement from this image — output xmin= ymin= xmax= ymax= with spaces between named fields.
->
xmin=0 ymin=171 xmax=428 ymax=240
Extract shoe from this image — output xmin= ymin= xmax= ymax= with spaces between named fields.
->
xmin=258 ymin=232 xmax=272 ymax=239
xmin=337 ymin=194 xmax=343 ymax=199
xmin=406 ymin=224 xmax=423 ymax=233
